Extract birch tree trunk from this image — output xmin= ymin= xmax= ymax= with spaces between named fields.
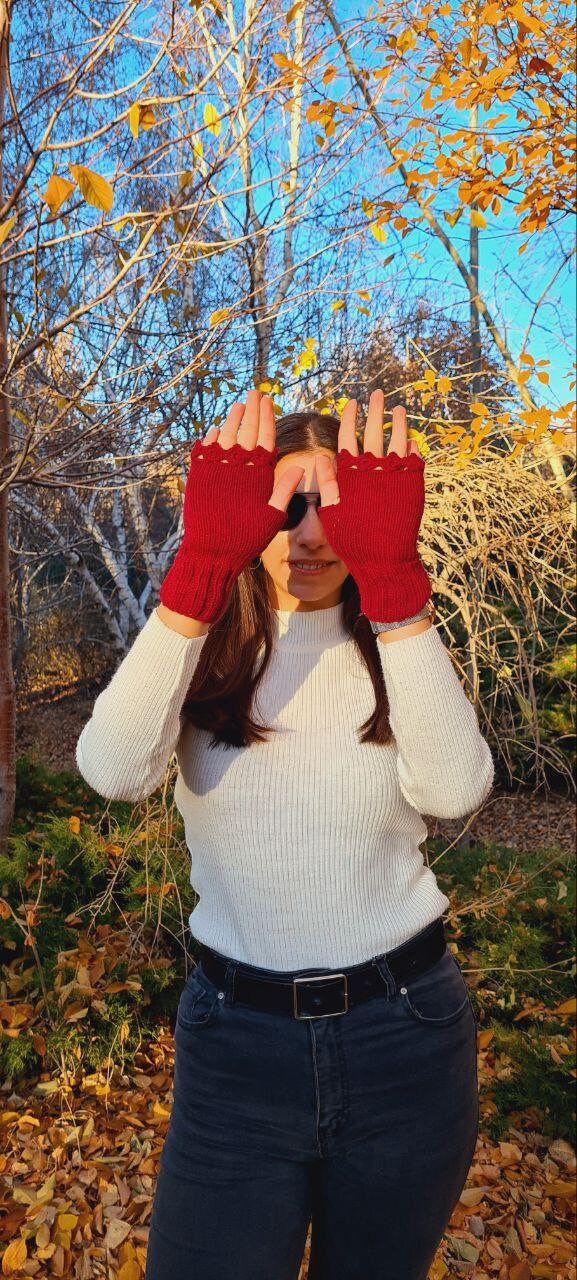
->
xmin=0 ymin=0 xmax=15 ymax=852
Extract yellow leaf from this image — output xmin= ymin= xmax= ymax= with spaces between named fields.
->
xmin=543 ymin=1179 xmax=576 ymax=1198
xmin=2 ymin=1238 xmax=27 ymax=1275
xmin=396 ymin=28 xmax=417 ymax=53
xmin=203 ymin=102 xmax=221 ymax=136
xmin=56 ymin=1214 xmax=78 ymax=1231
xmin=511 ymin=3 xmax=543 ymax=33
xmin=553 ymin=997 xmax=576 ymax=1016
xmin=423 ymin=368 xmax=436 ymax=388
xmin=209 ymin=308 xmax=231 ymax=326
xmin=192 ymin=139 xmax=204 ymax=161
xmin=128 ymin=104 xmax=140 ymax=139
xmin=53 ymin=1229 xmax=72 ymax=1251
xmin=68 ymin=815 xmax=81 ymax=834
xmin=428 ymin=1258 xmax=448 ymax=1279
xmin=118 ymin=1261 xmax=141 ymax=1280
xmin=331 ymin=300 xmax=345 ymax=310
xmin=139 ymin=105 xmax=156 ymax=131
xmin=459 ymin=1186 xmax=488 ymax=1206
xmin=69 ymin=164 xmax=113 ymax=213
xmin=42 ymin=175 xmax=75 ymax=216
xmin=35 ymin=1224 xmax=50 ymax=1248
xmin=407 ymin=429 xmax=430 ymax=458
xmin=460 ymin=37 xmax=472 ymax=66
xmin=0 ymin=216 xmax=16 ymax=248
xmin=369 ymin=222 xmax=387 ymax=243
xmin=437 ymin=376 xmax=451 ymax=394
xmin=535 ymin=96 xmax=551 ymax=117
xmin=357 ymin=290 xmax=370 ymax=300
xmin=63 ymin=1004 xmax=89 ymax=1022
xmin=470 ymin=209 xmax=487 ymax=228
xmin=470 ymin=401 xmax=489 ymax=416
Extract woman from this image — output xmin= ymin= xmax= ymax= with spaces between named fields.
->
xmin=76 ymin=388 xmax=494 ymax=1280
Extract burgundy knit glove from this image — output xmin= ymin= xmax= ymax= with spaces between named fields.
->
xmin=159 ymin=439 xmax=288 ymax=622
xmin=317 ymin=449 xmax=432 ymax=623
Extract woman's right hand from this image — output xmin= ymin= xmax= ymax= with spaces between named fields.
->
xmin=159 ymin=391 xmax=305 ymax=623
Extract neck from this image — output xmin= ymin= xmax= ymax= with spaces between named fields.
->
xmin=272 ymin=600 xmax=349 ymax=648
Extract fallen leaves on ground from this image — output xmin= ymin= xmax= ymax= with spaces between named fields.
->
xmin=0 ymin=1026 xmax=574 ymax=1278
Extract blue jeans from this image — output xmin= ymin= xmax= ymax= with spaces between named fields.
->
xmin=145 ymin=922 xmax=479 ymax=1280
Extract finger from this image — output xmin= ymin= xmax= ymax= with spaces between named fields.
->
xmin=364 ymin=388 xmax=385 ymax=457
xmin=199 ymin=426 xmax=221 ymax=446
xmin=268 ymin=464 xmax=306 ymax=513
xmin=256 ymin=393 xmax=276 ymax=452
xmin=387 ymin=404 xmax=408 ymax=457
xmin=235 ymin=388 xmax=261 ymax=448
xmin=216 ymin=401 xmax=246 ymax=449
xmin=315 ymin=452 xmax=340 ymax=507
xmin=338 ymin=398 xmax=359 ymax=456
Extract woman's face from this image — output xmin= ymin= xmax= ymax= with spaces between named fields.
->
xmin=260 ymin=450 xmax=349 ymax=611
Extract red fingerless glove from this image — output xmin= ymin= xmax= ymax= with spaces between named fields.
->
xmin=317 ymin=449 xmax=432 ymax=623
xmin=159 ymin=439 xmax=288 ymax=623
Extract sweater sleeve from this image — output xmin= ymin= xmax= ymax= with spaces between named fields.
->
xmin=376 ymin=623 xmax=495 ymax=820
xmin=75 ymin=608 xmax=209 ymax=802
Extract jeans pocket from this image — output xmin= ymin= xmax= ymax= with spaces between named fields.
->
xmin=176 ymin=965 xmax=223 ymax=1030
xmin=400 ymin=949 xmax=475 ymax=1029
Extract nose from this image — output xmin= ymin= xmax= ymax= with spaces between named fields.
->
xmin=293 ymin=499 xmax=330 ymax=551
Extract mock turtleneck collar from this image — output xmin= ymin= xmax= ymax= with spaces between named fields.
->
xmin=272 ymin=601 xmax=349 ymax=647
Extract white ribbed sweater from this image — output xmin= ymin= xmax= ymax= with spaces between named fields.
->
xmin=76 ymin=604 xmax=494 ymax=971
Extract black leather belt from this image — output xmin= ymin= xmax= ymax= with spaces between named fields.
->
xmin=197 ymin=917 xmax=447 ymax=1020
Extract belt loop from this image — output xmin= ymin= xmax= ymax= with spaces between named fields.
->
xmin=372 ymin=954 xmax=397 ymax=998
xmin=223 ymin=958 xmax=237 ymax=1005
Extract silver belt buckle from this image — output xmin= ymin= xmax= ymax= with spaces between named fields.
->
xmin=292 ymin=972 xmax=348 ymax=1019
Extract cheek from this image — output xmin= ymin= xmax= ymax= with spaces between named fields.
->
xmin=261 ymin=533 xmax=290 ymax=570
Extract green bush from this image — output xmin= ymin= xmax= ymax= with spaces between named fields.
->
xmin=1 ymin=756 xmax=199 ymax=1081
xmin=430 ymin=835 xmax=576 ymax=1143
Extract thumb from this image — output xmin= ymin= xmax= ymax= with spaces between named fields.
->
xmin=268 ymin=465 xmax=306 ymax=513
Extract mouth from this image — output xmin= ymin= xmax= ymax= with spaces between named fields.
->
xmin=287 ymin=560 xmax=336 ymax=575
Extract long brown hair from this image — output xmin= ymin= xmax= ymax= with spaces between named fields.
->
xmin=180 ymin=410 xmax=392 ymax=749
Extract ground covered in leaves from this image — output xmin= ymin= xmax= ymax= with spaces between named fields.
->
xmin=0 ymin=1027 xmax=575 ymax=1279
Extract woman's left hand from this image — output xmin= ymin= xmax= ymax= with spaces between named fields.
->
xmin=315 ymin=392 xmax=432 ymax=623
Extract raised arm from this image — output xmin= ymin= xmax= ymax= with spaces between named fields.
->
xmin=77 ymin=391 xmax=306 ymax=802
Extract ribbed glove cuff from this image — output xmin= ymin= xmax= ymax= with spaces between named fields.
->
xmin=159 ymin=550 xmax=244 ymax=624
xmin=358 ymin=558 xmax=432 ymax=624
